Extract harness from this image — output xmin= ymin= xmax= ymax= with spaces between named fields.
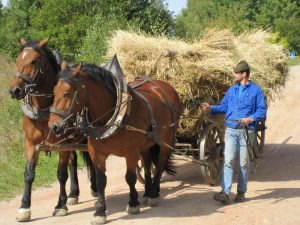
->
xmin=49 ymin=56 xmax=178 ymax=150
xmin=21 ymin=95 xmax=50 ymax=121
xmin=125 ymin=78 xmax=179 ymax=149
xmin=15 ymin=47 xmax=55 ymax=121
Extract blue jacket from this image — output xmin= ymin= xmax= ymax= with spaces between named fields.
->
xmin=211 ymin=82 xmax=267 ymax=130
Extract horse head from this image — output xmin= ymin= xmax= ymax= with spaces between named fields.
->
xmin=49 ymin=62 xmax=86 ymax=136
xmin=49 ymin=62 xmax=118 ymax=137
xmin=8 ymin=37 xmax=60 ymax=100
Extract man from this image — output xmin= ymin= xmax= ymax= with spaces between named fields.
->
xmin=201 ymin=60 xmax=267 ymax=204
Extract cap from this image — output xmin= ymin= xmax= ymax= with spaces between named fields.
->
xmin=234 ymin=60 xmax=250 ymax=73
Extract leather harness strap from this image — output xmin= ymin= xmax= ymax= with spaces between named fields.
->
xmin=125 ymin=79 xmax=175 ymax=150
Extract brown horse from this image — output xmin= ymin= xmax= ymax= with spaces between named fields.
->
xmin=8 ymin=38 xmax=97 ymax=221
xmin=48 ymin=59 xmax=182 ymax=224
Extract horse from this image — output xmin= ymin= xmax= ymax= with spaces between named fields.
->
xmin=8 ymin=38 xmax=97 ymax=221
xmin=48 ymin=58 xmax=182 ymax=224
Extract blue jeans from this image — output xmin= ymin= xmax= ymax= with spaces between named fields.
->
xmin=222 ymin=127 xmax=255 ymax=195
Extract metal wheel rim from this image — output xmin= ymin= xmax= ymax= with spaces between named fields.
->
xmin=199 ymin=124 xmax=224 ymax=185
xmin=253 ymin=121 xmax=266 ymax=158
xmin=136 ymin=160 xmax=155 ymax=184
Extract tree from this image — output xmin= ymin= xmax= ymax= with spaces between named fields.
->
xmin=276 ymin=17 xmax=300 ymax=52
xmin=0 ymin=0 xmax=41 ymax=55
xmin=0 ymin=0 xmax=174 ymax=58
xmin=175 ymin=0 xmax=300 ymax=52
xmin=76 ymin=14 xmax=131 ymax=64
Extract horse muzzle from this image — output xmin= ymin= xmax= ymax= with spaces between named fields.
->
xmin=50 ymin=123 xmax=64 ymax=137
xmin=9 ymin=86 xmax=25 ymax=100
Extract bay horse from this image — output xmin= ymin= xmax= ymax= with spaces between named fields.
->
xmin=8 ymin=38 xmax=97 ymax=221
xmin=48 ymin=58 xmax=182 ymax=224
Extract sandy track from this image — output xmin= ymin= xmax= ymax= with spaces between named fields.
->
xmin=1 ymin=66 xmax=300 ymax=225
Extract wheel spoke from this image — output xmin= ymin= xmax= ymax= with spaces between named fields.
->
xmin=214 ymin=133 xmax=220 ymax=143
xmin=257 ymin=133 xmax=262 ymax=141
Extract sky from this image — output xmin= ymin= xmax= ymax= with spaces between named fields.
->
xmin=1 ymin=0 xmax=7 ymax=6
xmin=1 ymin=0 xmax=187 ymax=15
xmin=165 ymin=0 xmax=187 ymax=16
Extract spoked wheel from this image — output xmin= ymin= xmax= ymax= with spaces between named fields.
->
xmin=136 ymin=160 xmax=155 ymax=184
xmin=253 ymin=120 xmax=266 ymax=158
xmin=199 ymin=123 xmax=225 ymax=185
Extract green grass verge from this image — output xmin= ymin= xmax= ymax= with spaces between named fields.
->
xmin=288 ymin=56 xmax=300 ymax=66
xmin=0 ymin=54 xmax=85 ymax=200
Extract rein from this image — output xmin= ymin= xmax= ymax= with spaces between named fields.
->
xmin=49 ymin=73 xmax=132 ymax=138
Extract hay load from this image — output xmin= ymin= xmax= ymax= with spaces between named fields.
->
xmin=106 ymin=29 xmax=289 ymax=137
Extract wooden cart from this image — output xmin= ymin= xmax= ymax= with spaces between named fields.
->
xmin=136 ymin=116 xmax=266 ymax=185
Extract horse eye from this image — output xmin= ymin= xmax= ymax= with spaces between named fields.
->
xmin=63 ymin=92 xmax=69 ymax=97
xmin=31 ymin=59 xmax=37 ymax=65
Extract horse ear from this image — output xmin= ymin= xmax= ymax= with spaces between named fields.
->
xmin=61 ymin=60 xmax=69 ymax=70
xmin=73 ymin=64 xmax=82 ymax=76
xmin=37 ymin=37 xmax=50 ymax=48
xmin=20 ymin=38 xmax=26 ymax=46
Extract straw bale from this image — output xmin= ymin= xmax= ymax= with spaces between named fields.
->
xmin=106 ymin=29 xmax=289 ymax=137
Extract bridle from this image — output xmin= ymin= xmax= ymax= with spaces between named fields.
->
xmin=15 ymin=47 xmax=51 ymax=97
xmin=49 ymin=65 xmax=132 ymax=139
xmin=49 ymin=75 xmax=87 ymax=128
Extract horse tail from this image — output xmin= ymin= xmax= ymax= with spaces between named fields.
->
xmin=80 ymin=151 xmax=95 ymax=178
xmin=150 ymin=144 xmax=176 ymax=176
xmin=164 ymin=147 xmax=176 ymax=176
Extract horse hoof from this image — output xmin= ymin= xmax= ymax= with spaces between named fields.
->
xmin=16 ymin=208 xmax=31 ymax=222
xmin=126 ymin=205 xmax=140 ymax=215
xmin=143 ymin=197 xmax=160 ymax=207
xmin=91 ymin=215 xmax=107 ymax=225
xmin=91 ymin=189 xmax=98 ymax=198
xmin=142 ymin=196 xmax=149 ymax=205
xmin=52 ymin=206 xmax=68 ymax=216
xmin=67 ymin=197 xmax=79 ymax=205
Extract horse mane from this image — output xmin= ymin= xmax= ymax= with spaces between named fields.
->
xmin=21 ymin=40 xmax=60 ymax=77
xmin=59 ymin=64 xmax=117 ymax=96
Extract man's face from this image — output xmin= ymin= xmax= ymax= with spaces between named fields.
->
xmin=234 ymin=71 xmax=246 ymax=83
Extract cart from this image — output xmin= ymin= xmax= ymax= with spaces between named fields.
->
xmin=136 ymin=116 xmax=266 ymax=185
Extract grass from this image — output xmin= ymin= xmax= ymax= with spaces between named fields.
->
xmin=288 ymin=56 xmax=300 ymax=66
xmin=0 ymin=54 xmax=85 ymax=200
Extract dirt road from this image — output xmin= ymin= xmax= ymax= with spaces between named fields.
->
xmin=1 ymin=66 xmax=300 ymax=225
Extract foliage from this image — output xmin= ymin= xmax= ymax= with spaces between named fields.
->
xmin=275 ymin=17 xmax=300 ymax=53
xmin=0 ymin=0 xmax=174 ymax=60
xmin=28 ymin=0 xmax=99 ymax=60
xmin=76 ymin=14 xmax=132 ymax=64
xmin=288 ymin=56 xmax=300 ymax=66
xmin=175 ymin=0 xmax=300 ymax=52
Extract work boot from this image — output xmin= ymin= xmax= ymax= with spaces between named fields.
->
xmin=234 ymin=192 xmax=245 ymax=203
xmin=213 ymin=192 xmax=229 ymax=204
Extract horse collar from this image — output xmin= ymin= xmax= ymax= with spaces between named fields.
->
xmin=21 ymin=96 xmax=50 ymax=121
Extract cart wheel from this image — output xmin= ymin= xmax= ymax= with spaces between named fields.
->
xmin=199 ymin=123 xmax=224 ymax=185
xmin=136 ymin=160 xmax=155 ymax=184
xmin=253 ymin=120 xmax=266 ymax=158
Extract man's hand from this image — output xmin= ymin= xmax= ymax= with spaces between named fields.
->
xmin=201 ymin=102 xmax=211 ymax=113
xmin=241 ymin=117 xmax=254 ymax=126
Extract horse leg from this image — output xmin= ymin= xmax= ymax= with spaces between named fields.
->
xmin=125 ymin=154 xmax=140 ymax=214
xmin=67 ymin=151 xmax=80 ymax=205
xmin=91 ymin=153 xmax=107 ymax=225
xmin=89 ymin=164 xmax=98 ymax=197
xmin=80 ymin=151 xmax=98 ymax=197
xmin=52 ymin=151 xmax=70 ymax=216
xmin=16 ymin=140 xmax=39 ymax=222
xmin=141 ymin=145 xmax=160 ymax=207
xmin=153 ymin=143 xmax=174 ymax=197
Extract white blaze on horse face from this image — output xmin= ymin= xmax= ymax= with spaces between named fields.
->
xmin=22 ymin=51 xmax=27 ymax=59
